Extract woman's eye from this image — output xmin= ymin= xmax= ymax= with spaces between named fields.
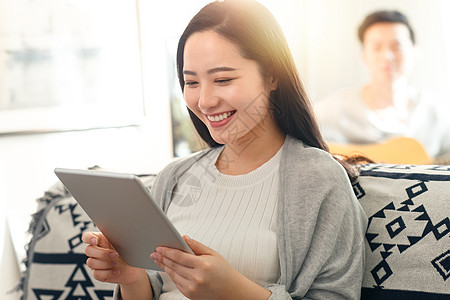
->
xmin=185 ymin=81 xmax=198 ymax=87
xmin=215 ymin=78 xmax=232 ymax=85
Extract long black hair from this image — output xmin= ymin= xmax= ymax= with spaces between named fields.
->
xmin=176 ymin=0 xmax=361 ymax=181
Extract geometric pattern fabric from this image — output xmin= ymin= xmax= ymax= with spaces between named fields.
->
xmin=356 ymin=164 xmax=450 ymax=299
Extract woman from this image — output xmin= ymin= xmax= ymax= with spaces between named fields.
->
xmin=82 ymin=1 xmax=367 ymax=299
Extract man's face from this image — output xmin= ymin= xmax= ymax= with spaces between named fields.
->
xmin=362 ymin=22 xmax=416 ymax=84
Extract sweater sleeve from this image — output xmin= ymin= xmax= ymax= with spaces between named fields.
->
xmin=304 ymin=179 xmax=367 ymax=300
xmin=277 ymin=143 xmax=367 ymax=299
xmin=264 ymin=177 xmax=367 ymax=300
xmin=111 ymin=270 xmax=160 ymax=300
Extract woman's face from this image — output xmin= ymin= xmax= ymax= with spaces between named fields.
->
xmin=362 ymin=22 xmax=416 ymax=84
xmin=182 ymin=30 xmax=278 ymax=147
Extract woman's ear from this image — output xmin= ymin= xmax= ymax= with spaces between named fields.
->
xmin=268 ymin=73 xmax=279 ymax=91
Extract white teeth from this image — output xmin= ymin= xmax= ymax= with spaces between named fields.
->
xmin=207 ymin=112 xmax=233 ymax=122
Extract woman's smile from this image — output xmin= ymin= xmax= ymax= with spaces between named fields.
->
xmin=206 ymin=111 xmax=236 ymax=128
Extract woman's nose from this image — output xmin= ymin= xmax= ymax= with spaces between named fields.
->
xmin=198 ymin=84 xmax=219 ymax=110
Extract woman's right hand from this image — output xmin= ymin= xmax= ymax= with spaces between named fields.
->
xmin=82 ymin=232 xmax=146 ymax=286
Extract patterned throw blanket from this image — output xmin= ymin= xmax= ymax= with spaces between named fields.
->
xmin=355 ymin=164 xmax=450 ymax=299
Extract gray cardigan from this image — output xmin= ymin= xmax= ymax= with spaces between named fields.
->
xmin=115 ymin=136 xmax=367 ymax=299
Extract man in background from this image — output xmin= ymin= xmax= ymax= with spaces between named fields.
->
xmin=316 ymin=10 xmax=450 ymax=162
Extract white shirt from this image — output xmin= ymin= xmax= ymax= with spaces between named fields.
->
xmin=315 ymin=86 xmax=450 ymax=159
xmin=159 ymin=145 xmax=282 ymax=299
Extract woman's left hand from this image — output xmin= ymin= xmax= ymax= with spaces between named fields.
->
xmin=150 ymin=235 xmax=271 ymax=300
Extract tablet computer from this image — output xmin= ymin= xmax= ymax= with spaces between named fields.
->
xmin=54 ymin=167 xmax=193 ymax=271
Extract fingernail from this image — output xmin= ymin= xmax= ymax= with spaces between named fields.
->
xmin=90 ymin=238 xmax=97 ymax=245
xmin=150 ymin=253 xmax=156 ymax=260
xmin=110 ymin=252 xmax=118 ymax=258
xmin=185 ymin=235 xmax=192 ymax=241
xmin=156 ymin=248 xmax=162 ymax=253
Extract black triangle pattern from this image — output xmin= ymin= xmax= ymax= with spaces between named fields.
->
xmin=412 ymin=204 xmax=426 ymax=213
xmin=365 ymin=180 xmax=450 ymax=288
xmin=397 ymin=205 xmax=410 ymax=212
xmin=397 ymin=244 xmax=410 ymax=253
xmin=422 ymin=221 xmax=435 ymax=236
xmin=69 ymin=203 xmax=81 ymax=226
xmin=32 ymin=288 xmax=64 ymax=299
xmin=381 ymin=251 xmax=393 ymax=260
xmin=80 ymin=221 xmax=91 ymax=232
xmin=55 ymin=203 xmax=71 ymax=214
xmin=407 ymin=235 xmax=422 ymax=246
xmin=383 ymin=244 xmax=395 ymax=252
xmin=95 ymin=290 xmax=114 ymax=299
xmin=400 ymin=198 xmax=414 ymax=206
xmin=65 ymin=263 xmax=94 ymax=299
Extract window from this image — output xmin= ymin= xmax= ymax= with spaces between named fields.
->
xmin=0 ymin=0 xmax=144 ymax=134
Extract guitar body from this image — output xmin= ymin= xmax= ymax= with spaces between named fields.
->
xmin=327 ymin=136 xmax=432 ymax=165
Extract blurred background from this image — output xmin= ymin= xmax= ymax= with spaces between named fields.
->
xmin=0 ymin=0 xmax=449 ymax=284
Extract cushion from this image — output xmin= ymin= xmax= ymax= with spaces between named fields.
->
xmin=355 ymin=164 xmax=450 ymax=299
xmin=19 ymin=170 xmax=156 ymax=299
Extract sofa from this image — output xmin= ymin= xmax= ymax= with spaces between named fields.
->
xmin=13 ymin=163 xmax=450 ymax=299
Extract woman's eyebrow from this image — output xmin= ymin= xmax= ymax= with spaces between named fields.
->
xmin=207 ymin=66 xmax=238 ymax=74
xmin=183 ymin=67 xmax=238 ymax=76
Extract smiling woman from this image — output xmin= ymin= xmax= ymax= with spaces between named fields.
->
xmin=82 ymin=1 xmax=367 ymax=299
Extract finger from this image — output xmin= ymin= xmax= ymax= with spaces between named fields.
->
xmin=183 ymin=235 xmax=214 ymax=256
xmin=155 ymin=247 xmax=197 ymax=269
xmin=82 ymin=231 xmax=114 ymax=250
xmin=91 ymin=269 xmax=121 ymax=283
xmin=91 ymin=232 xmax=114 ymax=249
xmin=82 ymin=232 xmax=99 ymax=246
xmin=85 ymin=244 xmax=119 ymax=261
xmin=160 ymin=261 xmax=192 ymax=289
xmin=154 ymin=252 xmax=192 ymax=280
xmin=86 ymin=257 xmax=117 ymax=270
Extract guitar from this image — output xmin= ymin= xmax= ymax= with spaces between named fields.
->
xmin=327 ymin=136 xmax=434 ymax=165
